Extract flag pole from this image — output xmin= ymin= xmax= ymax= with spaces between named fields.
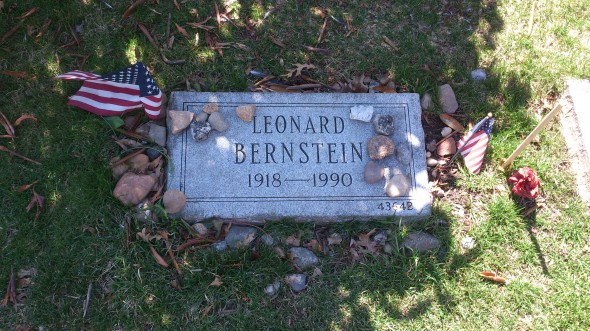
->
xmin=498 ymin=103 xmax=563 ymax=171
xmin=450 ymin=113 xmax=493 ymax=163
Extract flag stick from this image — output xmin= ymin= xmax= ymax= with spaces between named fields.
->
xmin=498 ymin=103 xmax=563 ymax=171
xmin=450 ymin=113 xmax=493 ymax=163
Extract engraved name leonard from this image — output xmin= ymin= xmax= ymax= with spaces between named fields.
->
xmin=233 ymin=115 xmax=362 ymax=189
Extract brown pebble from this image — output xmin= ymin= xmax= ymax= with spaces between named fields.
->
xmin=203 ymin=103 xmax=219 ymax=114
xmin=437 ymin=138 xmax=457 ymax=156
xmin=367 ymin=135 xmax=395 ymax=160
xmin=162 ymin=189 xmax=186 ymax=214
xmin=236 ymin=104 xmax=256 ymax=122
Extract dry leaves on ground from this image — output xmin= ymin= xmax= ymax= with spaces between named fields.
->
xmin=283 ymin=63 xmax=317 ymax=78
xmin=209 ymin=276 xmax=223 ymax=287
xmin=479 ymin=271 xmax=507 ymax=284
xmin=25 ymin=190 xmax=44 ymax=224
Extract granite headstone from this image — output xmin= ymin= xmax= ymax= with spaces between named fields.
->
xmin=166 ymin=92 xmax=430 ymax=222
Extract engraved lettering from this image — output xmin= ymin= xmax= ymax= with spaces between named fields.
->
xmin=235 ymin=143 xmax=246 ymax=164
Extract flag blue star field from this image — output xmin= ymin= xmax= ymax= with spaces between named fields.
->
xmin=456 ymin=116 xmax=494 ymax=174
xmin=56 ymin=62 xmax=162 ymax=119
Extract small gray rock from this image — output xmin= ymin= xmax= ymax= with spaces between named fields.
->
xmin=285 ymin=273 xmax=307 ymax=293
xmin=212 ymin=241 xmax=228 ymax=252
xmin=373 ymin=230 xmax=388 ymax=246
xmin=396 ymin=145 xmax=411 ymax=164
xmin=264 ymin=280 xmax=280 ymax=296
xmin=147 ymin=123 xmax=166 ymax=147
xmin=364 ymin=161 xmax=384 ymax=184
xmin=191 ymin=121 xmax=212 ymax=141
xmin=236 ymin=104 xmax=257 ymax=122
xmin=225 ymin=226 xmax=258 ymax=248
xmin=146 ymin=145 xmax=165 ymax=161
xmin=471 ymin=69 xmax=487 ymax=81
xmin=260 ymin=234 xmax=275 ymax=246
xmin=441 ymin=127 xmax=453 ymax=137
xmin=461 ymin=236 xmax=476 ymax=250
xmin=421 ymin=93 xmax=433 ymax=111
xmin=274 ymin=246 xmax=286 ymax=259
xmin=350 ymin=105 xmax=374 ymax=122
xmin=168 ymin=110 xmax=194 ymax=135
xmin=208 ymin=112 xmax=228 ymax=132
xmin=372 ymin=114 xmax=395 ymax=135
xmin=426 ymin=140 xmax=437 ymax=152
xmin=438 ymin=84 xmax=459 ymax=114
xmin=401 ymin=231 xmax=441 ymax=253
xmin=427 ymin=158 xmax=438 ymax=167
xmin=288 ymin=247 xmax=319 ymax=270
xmin=195 ymin=112 xmax=209 ymax=122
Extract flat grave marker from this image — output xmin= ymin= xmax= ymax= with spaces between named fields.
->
xmin=166 ymin=92 xmax=431 ymax=222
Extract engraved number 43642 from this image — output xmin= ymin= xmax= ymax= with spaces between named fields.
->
xmin=377 ymin=202 xmax=413 ymax=211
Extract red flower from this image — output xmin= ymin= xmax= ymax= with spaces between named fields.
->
xmin=508 ymin=167 xmax=540 ymax=199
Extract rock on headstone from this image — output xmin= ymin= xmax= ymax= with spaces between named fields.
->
xmin=288 ymin=247 xmax=319 ymax=270
xmin=191 ymin=121 xmax=212 ymax=141
xmin=364 ymin=160 xmax=384 ymax=184
xmin=372 ymin=114 xmax=395 ymax=135
xmin=236 ymin=104 xmax=256 ymax=122
xmin=401 ymin=231 xmax=441 ymax=253
xmin=168 ymin=110 xmax=194 ymax=135
xmin=195 ymin=111 xmax=209 ymax=122
xmin=225 ymin=225 xmax=257 ymax=248
xmin=113 ymin=173 xmax=156 ymax=206
xmin=368 ymin=135 xmax=395 ymax=160
xmin=438 ymin=84 xmax=458 ymax=114
xmin=350 ymin=105 xmax=374 ymax=122
xmin=285 ymin=273 xmax=307 ymax=293
xmin=203 ymin=103 xmax=219 ymax=114
xmin=162 ymin=189 xmax=186 ymax=213
xmin=208 ymin=112 xmax=228 ymax=132
xmin=384 ymin=174 xmax=410 ymax=197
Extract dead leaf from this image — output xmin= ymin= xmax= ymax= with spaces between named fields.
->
xmin=17 ymin=7 xmax=39 ymax=20
xmin=269 ymin=35 xmax=285 ymax=48
xmin=209 ymin=276 xmax=223 ymax=287
xmin=1 ymin=71 xmax=28 ymax=79
xmin=327 ymin=233 xmax=342 ymax=245
xmin=25 ymin=190 xmax=44 ymax=224
xmin=284 ymin=235 xmax=301 ymax=246
xmin=122 ymin=0 xmax=145 ymax=20
xmin=200 ymin=304 xmax=213 ymax=319
xmin=170 ymin=279 xmax=181 ymax=290
xmin=479 ymin=271 xmax=506 ymax=284
xmin=283 ymin=63 xmax=317 ymax=78
xmin=353 ymin=228 xmax=378 ymax=253
xmin=311 ymin=267 xmax=323 ymax=278
xmin=25 ymin=25 xmax=35 ymax=36
xmin=137 ymin=23 xmax=159 ymax=48
xmin=173 ymin=0 xmax=180 ymax=10
xmin=149 ymin=246 xmax=169 ymax=268
xmin=312 ymin=8 xmax=326 ymax=19
xmin=439 ymin=114 xmax=465 ymax=133
xmin=372 ymin=85 xmax=396 ymax=93
xmin=175 ymin=23 xmax=189 ymax=38
xmin=349 ymin=247 xmax=361 ymax=262
xmin=317 ymin=17 xmax=327 ymax=43
xmin=34 ymin=19 xmax=51 ymax=42
xmin=306 ymin=239 xmax=322 ymax=252
xmin=14 ymin=114 xmax=38 ymax=127
xmin=135 ymin=228 xmax=163 ymax=242
xmin=302 ymin=45 xmax=329 ymax=53
xmin=0 ymin=1 xmax=4 ymax=11
xmin=16 ymin=180 xmax=38 ymax=192
xmin=1 ymin=269 xmax=16 ymax=307
xmin=382 ymin=35 xmax=399 ymax=51
xmin=0 ymin=146 xmax=41 ymax=164
xmin=0 ymin=111 xmax=15 ymax=138
xmin=1 ymin=21 xmax=22 ymax=43
xmin=214 ymin=2 xmax=221 ymax=29
xmin=186 ymin=17 xmax=215 ymax=31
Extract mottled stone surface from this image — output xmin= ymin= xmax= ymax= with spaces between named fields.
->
xmin=288 ymin=247 xmax=319 ymax=270
xmin=285 ymin=274 xmax=307 ymax=292
xmin=364 ymin=160 xmax=384 ymax=183
xmin=401 ymin=231 xmax=441 ymax=253
xmin=368 ymin=135 xmax=395 ymax=160
xmin=236 ymin=104 xmax=257 ymax=122
xmin=113 ymin=173 xmax=155 ymax=206
xmin=168 ymin=110 xmax=194 ymax=135
xmin=208 ymin=112 xmax=228 ymax=132
xmin=372 ymin=114 xmax=395 ymax=135
xmin=438 ymin=84 xmax=459 ymax=114
xmin=191 ymin=121 xmax=211 ymax=141
xmin=350 ymin=105 xmax=374 ymax=122
xmin=162 ymin=189 xmax=186 ymax=213
xmin=166 ymin=92 xmax=430 ymax=222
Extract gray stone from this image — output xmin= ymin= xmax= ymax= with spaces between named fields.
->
xmin=212 ymin=241 xmax=228 ymax=252
xmin=166 ymin=92 xmax=431 ymax=221
xmin=285 ymin=273 xmax=307 ymax=293
xmin=260 ymin=234 xmax=275 ymax=246
xmin=401 ymin=231 xmax=441 ymax=253
xmin=203 ymin=103 xmax=219 ymax=114
xmin=225 ymin=225 xmax=257 ymax=248
xmin=368 ymin=135 xmax=395 ymax=160
xmin=438 ymin=84 xmax=458 ymax=114
xmin=427 ymin=158 xmax=438 ymax=167
xmin=147 ymin=123 xmax=167 ymax=147
xmin=288 ymin=247 xmax=319 ymax=270
xmin=471 ymin=69 xmax=487 ymax=81
xmin=195 ymin=112 xmax=209 ymax=122
xmin=364 ymin=161 xmax=384 ymax=184
xmin=113 ymin=173 xmax=156 ymax=206
xmin=384 ymin=174 xmax=410 ymax=197
xmin=461 ymin=236 xmax=476 ymax=249
xmin=441 ymin=127 xmax=453 ymax=137
xmin=146 ymin=146 xmax=165 ymax=161
xmin=420 ymin=93 xmax=433 ymax=111
xmin=264 ymin=281 xmax=280 ymax=296
xmin=208 ymin=112 xmax=228 ymax=132
xmin=426 ymin=140 xmax=437 ymax=152
xmin=127 ymin=154 xmax=149 ymax=172
xmin=396 ymin=145 xmax=411 ymax=164
xmin=373 ymin=230 xmax=388 ymax=245
xmin=162 ymin=189 xmax=186 ymax=214
xmin=350 ymin=105 xmax=374 ymax=122
xmin=191 ymin=121 xmax=211 ymax=141
xmin=372 ymin=114 xmax=395 ymax=135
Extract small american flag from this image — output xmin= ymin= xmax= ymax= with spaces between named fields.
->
xmin=56 ymin=62 xmax=162 ymax=119
xmin=455 ymin=115 xmax=494 ymax=174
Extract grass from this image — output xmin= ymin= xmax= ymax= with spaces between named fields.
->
xmin=1 ymin=0 xmax=590 ymax=329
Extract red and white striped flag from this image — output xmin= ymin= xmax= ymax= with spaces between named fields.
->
xmin=56 ymin=62 xmax=162 ymax=119
xmin=456 ymin=116 xmax=494 ymax=174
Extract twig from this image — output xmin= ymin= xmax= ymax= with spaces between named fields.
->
xmin=0 ymin=146 xmax=41 ymax=164
xmin=109 ymin=148 xmax=145 ymax=168
xmin=302 ymin=45 xmax=329 ymax=53
xmin=286 ymin=84 xmax=322 ymax=90
xmin=159 ymin=48 xmax=186 ymax=65
xmin=317 ymin=17 xmax=328 ymax=43
xmin=436 ymin=131 xmax=458 ymax=146
xmin=167 ymin=249 xmax=182 ymax=274
xmin=83 ymin=282 xmax=92 ymax=318
xmin=165 ymin=12 xmax=172 ymax=50
xmin=527 ymin=0 xmax=537 ymax=36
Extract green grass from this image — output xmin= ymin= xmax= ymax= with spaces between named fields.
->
xmin=2 ymin=0 xmax=590 ymax=329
